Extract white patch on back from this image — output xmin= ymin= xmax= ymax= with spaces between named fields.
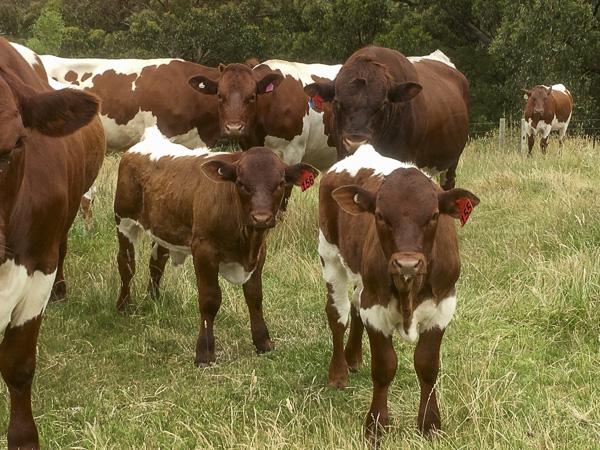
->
xmin=10 ymin=42 xmax=41 ymax=70
xmin=408 ymin=50 xmax=456 ymax=69
xmin=218 ymin=262 xmax=254 ymax=285
xmin=0 ymin=260 xmax=55 ymax=331
xmin=128 ymin=127 xmax=216 ymax=161
xmin=330 ymin=144 xmax=421 ymax=177
xmin=260 ymin=60 xmax=341 ymax=85
xmin=360 ymin=294 xmax=456 ymax=343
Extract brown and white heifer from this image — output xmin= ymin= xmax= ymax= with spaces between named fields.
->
xmin=114 ymin=129 xmax=318 ymax=365
xmin=188 ymin=59 xmax=341 ymax=171
xmin=0 ymin=37 xmax=105 ymax=449
xmin=40 ymin=54 xmax=222 ymax=151
xmin=304 ymin=47 xmax=470 ymax=190
xmin=319 ymin=145 xmax=479 ymax=442
xmin=522 ymin=84 xmax=573 ymax=156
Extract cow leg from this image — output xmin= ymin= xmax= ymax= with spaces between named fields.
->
xmin=80 ymin=185 xmax=96 ymax=230
xmin=147 ymin=243 xmax=170 ymax=299
xmin=365 ymin=326 xmax=397 ymax=445
xmin=439 ymin=163 xmax=457 ymax=191
xmin=116 ymin=230 xmax=137 ymax=310
xmin=344 ymin=293 xmax=363 ymax=372
xmin=242 ymin=249 xmax=274 ymax=354
xmin=540 ymin=136 xmax=548 ymax=155
xmin=193 ymin=254 xmax=221 ymax=366
xmin=414 ymin=327 xmax=445 ymax=437
xmin=0 ymin=316 xmax=43 ymax=450
xmin=527 ymin=134 xmax=535 ymax=157
xmin=50 ymin=236 xmax=67 ymax=302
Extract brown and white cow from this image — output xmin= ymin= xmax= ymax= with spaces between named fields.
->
xmin=522 ymin=84 xmax=573 ymax=156
xmin=114 ymin=128 xmax=318 ymax=365
xmin=0 ymin=37 xmax=105 ymax=449
xmin=188 ymin=59 xmax=341 ymax=171
xmin=319 ymin=145 xmax=479 ymax=442
xmin=304 ymin=47 xmax=470 ymax=190
xmin=39 ymin=54 xmax=223 ymax=151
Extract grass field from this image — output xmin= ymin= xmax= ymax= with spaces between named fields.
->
xmin=1 ymin=136 xmax=599 ymax=449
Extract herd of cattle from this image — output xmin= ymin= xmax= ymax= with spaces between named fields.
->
xmin=0 ymin=35 xmax=574 ymax=448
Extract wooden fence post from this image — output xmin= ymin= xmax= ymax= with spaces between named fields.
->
xmin=520 ymin=118 xmax=527 ymax=154
xmin=499 ymin=118 xmax=506 ymax=151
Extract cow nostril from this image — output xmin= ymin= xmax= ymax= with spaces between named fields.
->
xmin=395 ymin=259 xmax=420 ymax=271
xmin=252 ymin=213 xmax=272 ymax=224
xmin=225 ymin=123 xmax=244 ymax=133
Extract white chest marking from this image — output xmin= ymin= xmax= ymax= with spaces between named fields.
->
xmin=329 ymin=145 xmax=423 ymax=177
xmin=0 ymin=261 xmax=55 ymax=331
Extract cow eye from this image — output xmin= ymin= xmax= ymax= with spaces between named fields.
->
xmin=279 ymin=180 xmax=286 ymax=187
xmin=250 ymin=94 xmax=256 ymax=102
xmin=375 ymin=211 xmax=383 ymax=221
xmin=14 ymin=137 xmax=24 ymax=149
xmin=217 ymin=93 xmax=223 ymax=101
xmin=431 ymin=212 xmax=439 ymax=221
xmin=236 ymin=180 xmax=250 ymax=193
xmin=0 ymin=152 xmax=10 ymax=165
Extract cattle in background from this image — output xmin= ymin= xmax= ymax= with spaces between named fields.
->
xmin=522 ymin=84 xmax=573 ymax=156
xmin=318 ymin=145 xmax=479 ymax=442
xmin=39 ymin=54 xmax=223 ymax=151
xmin=0 ymin=37 xmax=105 ymax=449
xmin=114 ymin=129 xmax=318 ymax=365
xmin=188 ymin=59 xmax=341 ymax=171
xmin=304 ymin=46 xmax=470 ymax=190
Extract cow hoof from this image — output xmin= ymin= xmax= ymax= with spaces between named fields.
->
xmin=327 ymin=378 xmax=348 ymax=389
xmin=194 ymin=359 xmax=216 ymax=368
xmin=255 ymin=339 xmax=275 ymax=354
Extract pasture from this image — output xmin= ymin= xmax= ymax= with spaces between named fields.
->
xmin=1 ymin=136 xmax=599 ymax=448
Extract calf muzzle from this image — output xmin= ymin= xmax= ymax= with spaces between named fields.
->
xmin=388 ymin=252 xmax=427 ymax=277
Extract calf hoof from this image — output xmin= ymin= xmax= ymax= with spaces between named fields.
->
xmin=255 ymin=339 xmax=275 ymax=354
xmin=365 ymin=414 xmax=389 ymax=447
xmin=194 ymin=353 xmax=216 ymax=367
xmin=419 ymin=413 xmax=441 ymax=438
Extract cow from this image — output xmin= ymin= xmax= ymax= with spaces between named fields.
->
xmin=304 ymin=46 xmax=470 ymax=191
xmin=39 ymin=54 xmax=223 ymax=151
xmin=521 ymin=84 xmax=573 ymax=156
xmin=114 ymin=128 xmax=318 ymax=365
xmin=318 ymin=144 xmax=479 ymax=443
xmin=0 ymin=37 xmax=105 ymax=449
xmin=188 ymin=59 xmax=341 ymax=170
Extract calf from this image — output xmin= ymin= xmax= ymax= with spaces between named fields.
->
xmin=0 ymin=37 xmax=104 ymax=449
xmin=522 ymin=84 xmax=573 ymax=156
xmin=319 ymin=145 xmax=479 ymax=442
xmin=114 ymin=129 xmax=318 ymax=364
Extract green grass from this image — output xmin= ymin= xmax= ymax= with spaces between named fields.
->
xmin=2 ymin=136 xmax=600 ymax=448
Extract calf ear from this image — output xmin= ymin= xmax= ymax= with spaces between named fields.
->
xmin=332 ymin=185 xmax=376 ymax=215
xmin=521 ymin=89 xmax=532 ymax=99
xmin=20 ymin=88 xmax=99 ymax=137
xmin=388 ymin=82 xmax=422 ymax=103
xmin=304 ymin=81 xmax=335 ymax=102
xmin=188 ymin=75 xmax=219 ymax=95
xmin=255 ymin=72 xmax=284 ymax=94
xmin=546 ymin=86 xmax=553 ymax=95
xmin=202 ymin=160 xmax=237 ymax=183
xmin=438 ymin=188 xmax=480 ymax=219
xmin=284 ymin=163 xmax=319 ymax=186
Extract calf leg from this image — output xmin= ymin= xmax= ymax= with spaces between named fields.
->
xmin=344 ymin=298 xmax=363 ymax=372
xmin=0 ymin=316 xmax=43 ymax=450
xmin=193 ymin=255 xmax=221 ymax=366
xmin=527 ymin=134 xmax=535 ymax=157
xmin=116 ymin=230 xmax=137 ymax=310
xmin=147 ymin=243 xmax=170 ymax=299
xmin=365 ymin=326 xmax=397 ymax=445
xmin=540 ymin=136 xmax=548 ymax=155
xmin=50 ymin=236 xmax=68 ymax=302
xmin=280 ymin=184 xmax=294 ymax=211
xmin=414 ymin=327 xmax=445 ymax=437
xmin=242 ymin=249 xmax=274 ymax=354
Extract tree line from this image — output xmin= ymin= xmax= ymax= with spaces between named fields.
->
xmin=2 ymin=0 xmax=599 ymax=124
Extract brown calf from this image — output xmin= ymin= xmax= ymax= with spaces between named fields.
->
xmin=0 ymin=37 xmax=104 ymax=449
xmin=114 ymin=129 xmax=318 ymax=364
xmin=318 ymin=145 xmax=479 ymax=443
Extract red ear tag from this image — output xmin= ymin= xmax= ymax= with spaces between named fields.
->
xmin=309 ymin=93 xmax=324 ymax=110
xmin=265 ymin=82 xmax=274 ymax=92
xmin=456 ymin=199 xmax=473 ymax=227
xmin=300 ymin=170 xmax=315 ymax=192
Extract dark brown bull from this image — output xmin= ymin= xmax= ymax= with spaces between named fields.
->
xmin=521 ymin=84 xmax=573 ymax=156
xmin=114 ymin=133 xmax=318 ymax=365
xmin=318 ymin=145 xmax=479 ymax=443
xmin=304 ymin=46 xmax=470 ymax=190
xmin=0 ymin=37 xmax=105 ymax=449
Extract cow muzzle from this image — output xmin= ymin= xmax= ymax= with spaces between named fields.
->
xmin=224 ymin=122 xmax=245 ymax=139
xmin=249 ymin=212 xmax=275 ymax=230
xmin=388 ymin=252 xmax=427 ymax=278
xmin=342 ymin=137 xmax=370 ymax=153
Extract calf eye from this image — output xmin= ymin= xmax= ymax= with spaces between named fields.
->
xmin=431 ymin=212 xmax=439 ymax=221
xmin=14 ymin=137 xmax=24 ymax=149
xmin=375 ymin=211 xmax=383 ymax=221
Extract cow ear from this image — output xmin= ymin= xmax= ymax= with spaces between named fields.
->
xmin=438 ymin=188 xmax=480 ymax=219
xmin=304 ymin=81 xmax=335 ymax=102
xmin=255 ymin=72 xmax=284 ymax=94
xmin=218 ymin=63 xmax=226 ymax=73
xmin=20 ymin=88 xmax=99 ymax=137
xmin=202 ymin=160 xmax=237 ymax=183
xmin=547 ymin=86 xmax=552 ymax=95
xmin=284 ymin=163 xmax=319 ymax=186
xmin=244 ymin=58 xmax=260 ymax=68
xmin=388 ymin=82 xmax=422 ymax=103
xmin=332 ymin=185 xmax=376 ymax=215
xmin=188 ymin=75 xmax=219 ymax=95
xmin=521 ymin=89 xmax=532 ymax=99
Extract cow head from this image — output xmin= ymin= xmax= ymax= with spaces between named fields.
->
xmin=188 ymin=63 xmax=284 ymax=142
xmin=522 ymin=85 xmax=553 ymax=119
xmin=201 ymin=147 xmax=318 ymax=230
xmin=0 ymin=68 xmax=99 ymax=263
xmin=331 ymin=167 xmax=479 ymax=292
xmin=304 ymin=57 xmax=422 ymax=155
